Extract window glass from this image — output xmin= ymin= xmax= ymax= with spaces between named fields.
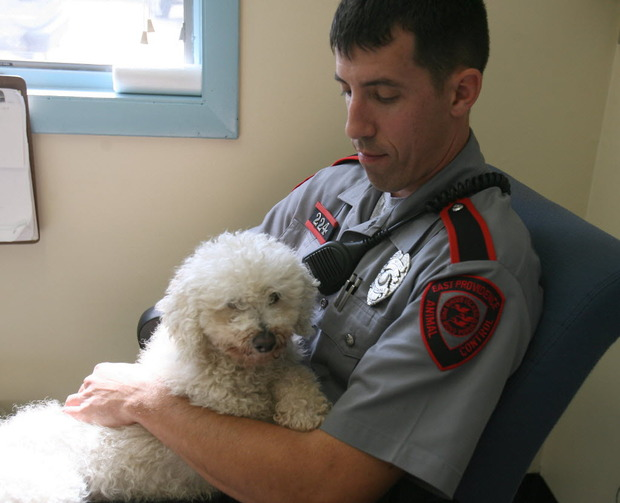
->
xmin=0 ymin=0 xmax=188 ymax=68
xmin=0 ymin=0 xmax=239 ymax=138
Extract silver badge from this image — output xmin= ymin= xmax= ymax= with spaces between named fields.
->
xmin=367 ymin=250 xmax=411 ymax=306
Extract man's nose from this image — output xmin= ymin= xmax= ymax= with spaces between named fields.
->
xmin=345 ymin=96 xmax=375 ymax=140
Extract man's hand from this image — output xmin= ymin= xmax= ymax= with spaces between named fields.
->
xmin=63 ymin=362 xmax=162 ymax=428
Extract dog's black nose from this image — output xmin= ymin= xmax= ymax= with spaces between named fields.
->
xmin=252 ymin=330 xmax=276 ymax=353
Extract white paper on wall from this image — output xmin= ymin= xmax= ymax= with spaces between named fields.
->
xmin=0 ymin=88 xmax=38 ymax=242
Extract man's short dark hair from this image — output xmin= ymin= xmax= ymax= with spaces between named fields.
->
xmin=330 ymin=0 xmax=490 ymax=89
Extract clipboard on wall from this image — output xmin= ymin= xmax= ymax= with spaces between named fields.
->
xmin=0 ymin=75 xmax=39 ymax=243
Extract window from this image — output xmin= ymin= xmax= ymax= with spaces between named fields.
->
xmin=0 ymin=0 xmax=239 ymax=138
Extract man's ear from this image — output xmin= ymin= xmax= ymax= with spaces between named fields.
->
xmin=449 ymin=68 xmax=483 ymax=118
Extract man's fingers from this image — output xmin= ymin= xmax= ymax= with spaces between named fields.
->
xmin=64 ymin=393 xmax=82 ymax=407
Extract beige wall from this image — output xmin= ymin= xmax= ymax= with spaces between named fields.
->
xmin=473 ymin=0 xmax=618 ymax=214
xmin=541 ymin=35 xmax=620 ymax=503
xmin=1 ymin=0 xmax=619 ymax=498
xmin=589 ymin=43 xmax=620 ymax=236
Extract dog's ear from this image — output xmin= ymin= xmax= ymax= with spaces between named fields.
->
xmin=294 ymin=273 xmax=320 ymax=337
xmin=155 ymin=255 xmax=205 ymax=346
xmin=156 ymin=289 xmax=202 ymax=344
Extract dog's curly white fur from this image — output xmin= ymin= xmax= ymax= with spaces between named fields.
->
xmin=0 ymin=231 xmax=330 ymax=502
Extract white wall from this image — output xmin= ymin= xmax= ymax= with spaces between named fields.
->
xmin=0 ymin=0 xmax=619 ymax=499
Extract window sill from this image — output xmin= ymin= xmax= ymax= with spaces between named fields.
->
xmin=27 ymin=87 xmax=238 ymax=138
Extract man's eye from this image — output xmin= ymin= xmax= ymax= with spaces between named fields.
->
xmin=375 ymin=94 xmax=399 ymax=104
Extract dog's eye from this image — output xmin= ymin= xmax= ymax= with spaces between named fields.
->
xmin=268 ymin=292 xmax=281 ymax=305
xmin=227 ymin=301 xmax=238 ymax=310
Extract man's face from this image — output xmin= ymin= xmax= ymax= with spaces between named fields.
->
xmin=335 ymin=29 xmax=462 ymax=198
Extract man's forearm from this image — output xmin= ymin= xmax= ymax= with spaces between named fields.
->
xmin=130 ymin=390 xmax=402 ymax=503
xmin=64 ymin=363 xmax=402 ymax=503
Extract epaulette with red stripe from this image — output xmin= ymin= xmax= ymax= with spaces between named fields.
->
xmin=292 ymin=154 xmax=360 ymax=191
xmin=423 ymin=197 xmax=504 ymax=371
xmin=331 ymin=154 xmax=359 ymax=166
xmin=440 ymin=198 xmax=496 ymax=263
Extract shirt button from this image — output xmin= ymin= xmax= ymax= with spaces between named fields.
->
xmin=344 ymin=334 xmax=355 ymax=347
xmin=320 ymin=298 xmax=329 ymax=309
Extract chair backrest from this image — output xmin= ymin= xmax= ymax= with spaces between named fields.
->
xmin=454 ymin=171 xmax=620 ymax=502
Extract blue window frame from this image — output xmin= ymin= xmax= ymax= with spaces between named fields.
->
xmin=0 ymin=0 xmax=239 ymax=138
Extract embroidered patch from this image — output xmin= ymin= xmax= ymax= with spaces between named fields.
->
xmin=420 ymin=275 xmax=505 ymax=371
xmin=305 ymin=202 xmax=338 ymax=244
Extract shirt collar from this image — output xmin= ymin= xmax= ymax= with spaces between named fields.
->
xmin=335 ymin=130 xmax=489 ymax=248
xmin=389 ymin=131 xmax=489 ymax=250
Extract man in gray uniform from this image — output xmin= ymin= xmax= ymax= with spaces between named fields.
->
xmin=64 ymin=1 xmax=543 ymax=501
xmin=257 ymin=132 xmax=542 ymax=500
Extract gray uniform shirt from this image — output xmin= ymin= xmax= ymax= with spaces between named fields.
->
xmin=257 ymin=133 xmax=543 ymax=499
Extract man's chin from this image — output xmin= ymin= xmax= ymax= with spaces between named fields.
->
xmin=362 ymin=166 xmax=394 ymax=193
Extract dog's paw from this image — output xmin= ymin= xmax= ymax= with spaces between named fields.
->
xmin=273 ymin=394 xmax=331 ymax=432
xmin=273 ymin=401 xmax=330 ymax=431
xmin=272 ymin=364 xmax=332 ymax=431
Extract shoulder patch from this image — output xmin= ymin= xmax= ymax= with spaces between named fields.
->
xmin=440 ymin=198 xmax=496 ymax=263
xmin=420 ymin=275 xmax=505 ymax=371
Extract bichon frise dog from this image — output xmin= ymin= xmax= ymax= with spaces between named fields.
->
xmin=0 ymin=231 xmax=330 ymax=503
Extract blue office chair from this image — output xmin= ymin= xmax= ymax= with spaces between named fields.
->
xmin=454 ymin=171 xmax=620 ymax=502
xmin=137 ymin=171 xmax=620 ymax=503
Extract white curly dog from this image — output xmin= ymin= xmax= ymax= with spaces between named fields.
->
xmin=0 ymin=231 xmax=330 ymax=503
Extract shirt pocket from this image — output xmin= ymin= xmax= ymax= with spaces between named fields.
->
xmin=314 ymin=294 xmax=396 ymax=388
xmin=279 ymin=218 xmax=322 ymax=259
